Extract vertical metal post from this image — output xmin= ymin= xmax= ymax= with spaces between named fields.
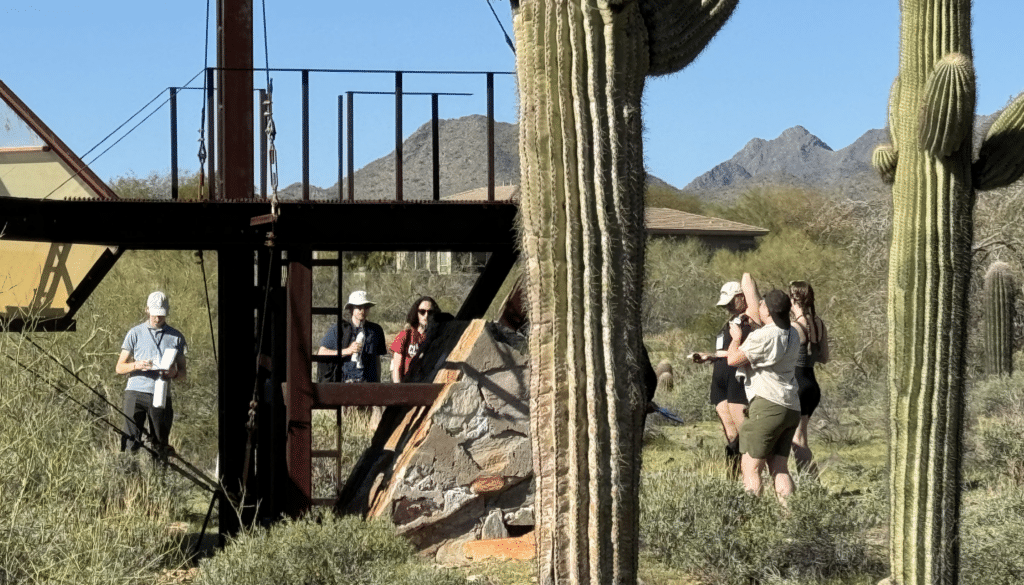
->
xmin=487 ymin=72 xmax=495 ymax=202
xmin=431 ymin=93 xmax=440 ymax=201
xmin=335 ymin=247 xmax=344 ymax=382
xmin=302 ymin=70 xmax=310 ymax=201
xmin=206 ymin=68 xmax=217 ymax=201
xmin=347 ymin=92 xmax=355 ymax=201
xmin=170 ymin=88 xmax=179 ymax=201
xmin=259 ymin=89 xmax=268 ymax=199
xmin=285 ymin=248 xmax=314 ymax=515
xmin=217 ymin=250 xmax=256 ymax=535
xmin=255 ymin=246 xmax=280 ymax=519
xmin=215 ymin=0 xmax=254 ymax=201
xmin=337 ymin=94 xmax=344 ymax=202
xmin=395 ymin=71 xmax=403 ymax=201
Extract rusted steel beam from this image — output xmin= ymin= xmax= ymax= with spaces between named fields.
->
xmin=304 ymin=383 xmax=443 ymax=407
xmin=217 ymin=248 xmax=257 ymax=534
xmin=215 ymin=0 xmax=254 ymax=201
xmin=285 ymin=249 xmax=314 ymax=515
xmin=0 ymin=199 xmax=518 ymax=250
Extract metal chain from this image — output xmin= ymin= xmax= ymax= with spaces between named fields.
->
xmin=264 ymin=80 xmax=280 ymax=218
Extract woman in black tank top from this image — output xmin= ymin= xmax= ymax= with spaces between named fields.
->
xmin=789 ymin=281 xmax=830 ymax=476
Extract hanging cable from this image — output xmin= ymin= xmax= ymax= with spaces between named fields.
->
xmin=194 ymin=250 xmax=219 ymax=367
xmin=5 ymin=343 xmax=218 ymax=494
xmin=41 ymin=70 xmax=206 ymax=200
xmin=197 ymin=0 xmax=212 ymax=200
xmin=486 ymin=0 xmax=516 ymax=55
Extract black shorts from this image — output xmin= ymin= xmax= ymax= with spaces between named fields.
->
xmin=709 ymin=365 xmax=749 ymax=406
xmin=795 ymin=366 xmax=821 ymax=417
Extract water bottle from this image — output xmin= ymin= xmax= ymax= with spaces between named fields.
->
xmin=354 ymin=331 xmax=365 ymax=369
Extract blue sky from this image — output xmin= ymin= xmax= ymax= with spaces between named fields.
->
xmin=2 ymin=1 xmax=1020 ymax=191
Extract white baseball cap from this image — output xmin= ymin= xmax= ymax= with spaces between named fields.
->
xmin=346 ymin=290 xmax=375 ymax=308
xmin=716 ymin=282 xmax=743 ymax=306
xmin=147 ymin=291 xmax=169 ymax=316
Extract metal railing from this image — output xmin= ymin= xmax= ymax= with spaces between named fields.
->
xmin=167 ymin=68 xmax=515 ymax=203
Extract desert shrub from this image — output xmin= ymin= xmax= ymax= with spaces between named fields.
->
xmin=196 ymin=512 xmax=469 ymax=585
xmin=641 ymin=469 xmax=886 ymax=584
xmin=964 ymin=369 xmax=1024 ymax=484
xmin=647 ymin=183 xmax=706 ymax=214
xmin=0 ymin=333 xmax=193 ymax=585
xmin=961 ymin=484 xmax=1024 ymax=585
xmin=643 ymin=237 xmax=721 ymax=337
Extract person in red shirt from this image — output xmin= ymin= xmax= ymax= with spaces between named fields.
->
xmin=389 ymin=296 xmax=441 ymax=382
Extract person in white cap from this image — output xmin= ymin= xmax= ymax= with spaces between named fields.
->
xmin=691 ymin=279 xmax=759 ymax=479
xmin=316 ymin=290 xmax=386 ymax=383
xmin=115 ymin=291 xmax=188 ymax=458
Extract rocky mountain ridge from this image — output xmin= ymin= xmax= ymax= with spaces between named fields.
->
xmin=280 ymin=112 xmax=1003 ymax=203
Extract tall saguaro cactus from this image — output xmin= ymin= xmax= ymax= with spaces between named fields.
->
xmin=871 ymin=1 xmax=1024 ymax=583
xmin=512 ymin=1 xmax=736 ymax=583
xmin=983 ymin=262 xmax=1015 ymax=377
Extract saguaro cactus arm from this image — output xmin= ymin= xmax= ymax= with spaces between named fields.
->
xmin=974 ymin=92 xmax=1024 ymax=190
xmin=639 ymin=0 xmax=739 ymax=76
xmin=919 ymin=53 xmax=976 ymax=157
xmin=873 ymin=144 xmax=899 ymax=184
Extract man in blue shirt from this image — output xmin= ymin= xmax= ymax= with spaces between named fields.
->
xmin=317 ymin=290 xmax=386 ymax=383
xmin=115 ymin=291 xmax=188 ymax=458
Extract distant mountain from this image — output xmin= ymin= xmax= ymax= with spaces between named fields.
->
xmin=279 ymin=115 xmax=684 ymax=202
xmin=280 ymin=115 xmax=520 ymax=201
xmin=278 ymin=112 xmax=1007 ymax=204
xmin=682 ymin=112 xmax=1006 ymax=203
xmin=683 ymin=126 xmax=891 ymax=201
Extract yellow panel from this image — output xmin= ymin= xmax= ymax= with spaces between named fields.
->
xmin=0 ymin=241 xmax=111 ymax=320
xmin=0 ymin=149 xmax=96 ymax=199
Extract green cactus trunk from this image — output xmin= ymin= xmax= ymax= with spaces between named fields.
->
xmin=512 ymin=1 xmax=736 ymax=582
xmin=886 ymin=1 xmax=973 ymax=583
xmin=515 ymin=4 xmax=648 ymax=583
xmin=983 ymin=262 xmax=1015 ymax=377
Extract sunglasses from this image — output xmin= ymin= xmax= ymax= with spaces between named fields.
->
xmin=418 ymin=308 xmax=436 ymax=316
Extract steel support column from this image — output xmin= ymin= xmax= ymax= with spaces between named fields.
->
xmin=217 ymin=249 xmax=257 ymax=535
xmin=285 ymin=249 xmax=314 ymax=515
xmin=216 ymin=0 xmax=254 ymax=201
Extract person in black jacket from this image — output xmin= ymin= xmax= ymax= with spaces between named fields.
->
xmin=317 ymin=290 xmax=386 ymax=383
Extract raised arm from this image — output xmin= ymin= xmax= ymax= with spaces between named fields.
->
xmin=741 ymin=272 xmax=763 ymax=325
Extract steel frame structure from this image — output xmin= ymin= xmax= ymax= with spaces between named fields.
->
xmin=0 ymin=0 xmax=520 ymax=534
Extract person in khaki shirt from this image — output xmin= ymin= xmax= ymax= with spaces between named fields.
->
xmin=726 ymin=289 xmax=801 ymax=501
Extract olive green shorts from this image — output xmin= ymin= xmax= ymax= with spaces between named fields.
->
xmin=739 ymin=396 xmax=801 ymax=460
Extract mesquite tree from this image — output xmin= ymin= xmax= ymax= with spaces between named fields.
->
xmin=871 ymin=1 xmax=1024 ymax=583
xmin=511 ymin=1 xmax=737 ymax=583
xmin=983 ymin=262 xmax=1015 ymax=377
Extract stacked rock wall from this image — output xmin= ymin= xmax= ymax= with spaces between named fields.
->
xmin=361 ymin=320 xmax=533 ymax=558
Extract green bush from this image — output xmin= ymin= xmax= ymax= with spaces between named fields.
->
xmin=0 ymin=334 xmax=193 ymax=585
xmin=640 ymin=469 xmax=886 ymax=584
xmin=965 ymin=369 xmax=1024 ymax=484
xmin=961 ymin=484 xmax=1024 ymax=585
xmin=196 ymin=512 xmax=469 ymax=585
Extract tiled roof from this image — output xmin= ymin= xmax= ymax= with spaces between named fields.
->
xmin=645 ymin=207 xmax=769 ymax=236
xmin=445 ymin=185 xmax=768 ymax=236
